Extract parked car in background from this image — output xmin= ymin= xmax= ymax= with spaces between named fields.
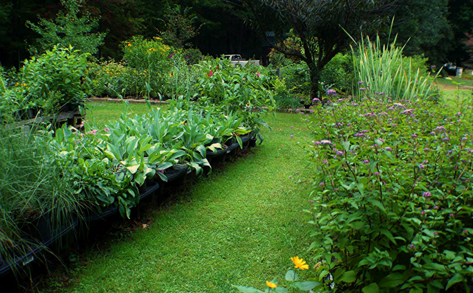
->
xmin=223 ymin=54 xmax=260 ymax=67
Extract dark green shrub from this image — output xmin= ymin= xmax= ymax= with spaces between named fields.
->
xmin=21 ymin=45 xmax=90 ymax=114
xmin=306 ymin=95 xmax=473 ymax=292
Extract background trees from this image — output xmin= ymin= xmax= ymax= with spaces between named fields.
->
xmin=0 ymin=0 xmax=472 ymax=70
xmin=240 ymin=0 xmax=394 ymax=99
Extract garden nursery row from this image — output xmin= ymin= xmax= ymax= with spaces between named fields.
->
xmin=0 ymin=96 xmax=270 ymax=277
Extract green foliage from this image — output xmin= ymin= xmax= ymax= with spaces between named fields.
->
xmin=26 ymin=0 xmax=106 ymax=56
xmin=319 ymin=53 xmax=354 ymax=95
xmin=390 ymin=0 xmax=452 ymax=66
xmin=0 ymin=126 xmax=81 ymax=275
xmin=305 ymin=94 xmax=473 ymax=291
xmin=242 ymin=0 xmax=392 ymax=98
xmin=159 ymin=5 xmax=200 ymax=48
xmin=352 ymin=35 xmax=436 ymax=101
xmin=21 ymin=45 xmax=90 ymax=114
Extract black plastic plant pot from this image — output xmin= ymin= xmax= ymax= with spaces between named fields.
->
xmin=160 ymin=164 xmax=189 ymax=183
xmin=82 ymin=205 xmax=120 ymax=223
xmin=139 ymin=181 xmax=160 ymax=201
xmin=206 ymin=148 xmax=229 ymax=160
xmin=240 ymin=135 xmax=250 ymax=144
xmin=227 ymin=141 xmax=241 ymax=154
xmin=0 ymin=218 xmax=78 ymax=277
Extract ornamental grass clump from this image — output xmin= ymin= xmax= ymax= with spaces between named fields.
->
xmin=306 ymin=94 xmax=473 ymax=292
xmin=351 ymin=34 xmax=437 ymax=101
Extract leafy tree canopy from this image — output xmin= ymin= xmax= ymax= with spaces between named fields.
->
xmin=238 ymin=0 xmax=394 ymax=99
xmin=27 ymin=0 xmax=106 ymax=57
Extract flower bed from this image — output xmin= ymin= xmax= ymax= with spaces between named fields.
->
xmin=304 ymin=97 xmax=473 ymax=291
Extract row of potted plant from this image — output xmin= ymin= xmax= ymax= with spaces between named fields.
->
xmin=0 ymin=97 xmax=268 ymax=278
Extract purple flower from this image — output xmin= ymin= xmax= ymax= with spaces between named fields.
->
xmin=419 ymin=164 xmax=425 ymax=169
xmin=290 ymin=135 xmax=294 ymax=138
xmin=374 ymin=172 xmax=380 ymax=176
xmin=422 ymin=160 xmax=428 ymax=164
xmin=296 ymin=172 xmax=299 ymax=175
xmin=443 ymin=137 xmax=450 ymax=142
xmin=104 ymin=128 xmax=110 ymax=132
xmin=434 ymin=206 xmax=439 ymax=210
xmin=360 ymin=88 xmax=366 ymax=91
xmin=363 ymin=160 xmax=370 ymax=164
xmin=422 ymin=192 xmax=431 ymax=197
xmin=433 ymin=231 xmax=438 ymax=236
xmin=421 ymin=211 xmax=426 ymax=215
xmin=184 ymin=56 xmax=190 ymax=59
xmin=323 ymin=160 xmax=328 ymax=164
xmin=411 ymin=134 xmax=417 ymax=138
xmin=385 ymin=147 xmax=392 ymax=151
xmin=312 ymin=98 xmax=321 ymax=103
xmin=357 ymin=81 xmax=364 ymax=84
xmin=423 ymin=148 xmax=430 ymax=152
xmin=320 ymin=140 xmax=332 ymax=144
xmin=291 ymin=126 xmax=294 ymax=129
xmin=336 ymin=151 xmax=344 ymax=156
xmin=309 ymin=199 xmax=314 ymax=203
xmin=314 ymin=141 xmax=321 ymax=145
xmin=409 ymin=244 xmax=415 ymax=249
xmin=326 ymin=89 xmax=337 ymax=96
xmin=449 ymin=213 xmax=454 ymax=217
xmin=319 ymin=182 xmax=325 ymax=186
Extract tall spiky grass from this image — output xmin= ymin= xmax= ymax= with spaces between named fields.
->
xmin=351 ymin=35 xmax=437 ymax=101
xmin=0 ymin=125 xmax=82 ymax=277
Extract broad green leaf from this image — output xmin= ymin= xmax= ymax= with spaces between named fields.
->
xmin=340 ymin=270 xmax=357 ymax=283
xmin=126 ymin=164 xmax=140 ymax=174
xmin=446 ymin=273 xmax=463 ymax=290
xmin=362 ymin=283 xmax=379 ymax=293
xmin=379 ymin=273 xmax=405 ymax=288
xmin=294 ymin=281 xmax=321 ymax=291
xmin=285 ymin=270 xmax=299 ymax=281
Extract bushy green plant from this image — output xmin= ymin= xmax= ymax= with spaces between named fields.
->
xmin=319 ymin=53 xmax=354 ymax=95
xmin=352 ymin=35 xmax=436 ymax=101
xmin=0 ymin=126 xmax=81 ymax=275
xmin=21 ymin=45 xmax=90 ymax=114
xmin=27 ymin=0 xmax=106 ymax=56
xmin=304 ymin=94 xmax=473 ymax=292
xmin=120 ymin=36 xmax=179 ymax=97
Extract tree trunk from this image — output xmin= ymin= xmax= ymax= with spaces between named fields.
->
xmin=307 ymin=62 xmax=321 ymax=103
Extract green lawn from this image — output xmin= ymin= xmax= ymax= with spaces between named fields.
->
xmin=434 ymin=76 xmax=473 ymax=87
xmin=43 ymin=102 xmax=315 ymax=293
xmin=84 ymin=101 xmax=170 ymax=128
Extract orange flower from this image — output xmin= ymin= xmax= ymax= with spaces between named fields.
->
xmin=266 ymin=281 xmax=277 ymax=288
xmin=291 ymin=256 xmax=309 ymax=270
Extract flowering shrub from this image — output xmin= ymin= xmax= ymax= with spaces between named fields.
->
xmin=21 ymin=45 xmax=90 ymax=114
xmin=305 ymin=95 xmax=473 ymax=291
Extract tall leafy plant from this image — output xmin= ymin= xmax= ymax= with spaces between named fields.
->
xmin=27 ymin=0 xmax=106 ymax=56
xmin=351 ymin=34 xmax=437 ymax=101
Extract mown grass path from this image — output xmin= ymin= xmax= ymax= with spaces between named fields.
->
xmin=55 ymin=104 xmax=315 ymax=293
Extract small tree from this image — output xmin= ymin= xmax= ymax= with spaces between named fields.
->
xmin=27 ymin=0 xmax=106 ymax=56
xmin=240 ymin=0 xmax=394 ymax=100
xmin=159 ymin=5 xmax=200 ymax=49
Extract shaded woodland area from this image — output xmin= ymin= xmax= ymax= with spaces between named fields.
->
xmin=0 ymin=0 xmax=472 ymax=69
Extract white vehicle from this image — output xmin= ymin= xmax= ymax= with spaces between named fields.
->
xmin=224 ymin=54 xmax=260 ymax=67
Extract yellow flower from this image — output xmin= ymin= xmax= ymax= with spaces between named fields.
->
xmin=266 ymin=281 xmax=277 ymax=288
xmin=291 ymin=256 xmax=309 ymax=270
